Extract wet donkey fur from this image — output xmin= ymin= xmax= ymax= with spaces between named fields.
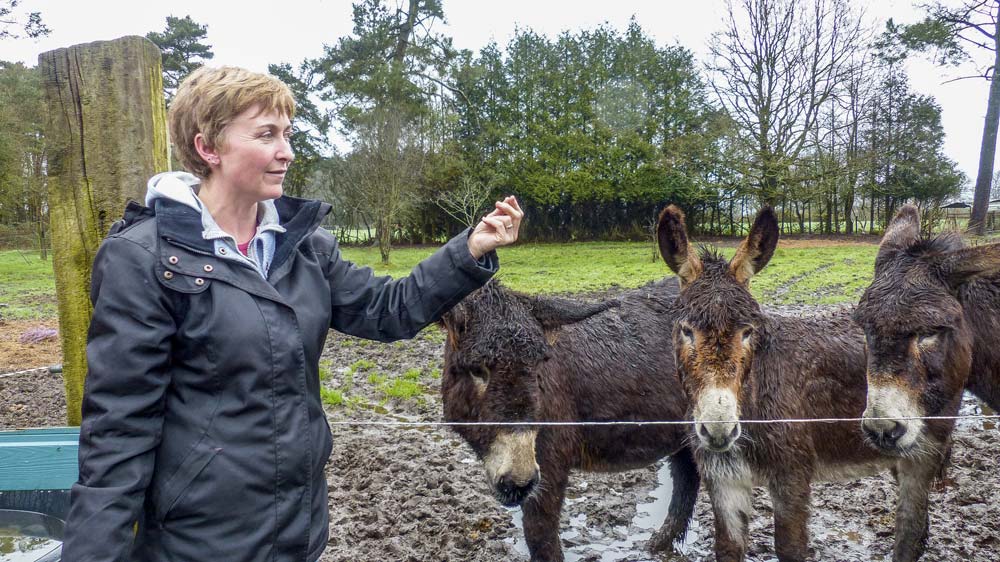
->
xmin=657 ymin=205 xmax=951 ymax=562
xmin=439 ymin=279 xmax=699 ymax=562
xmin=855 ymin=205 xmax=1000 ymax=452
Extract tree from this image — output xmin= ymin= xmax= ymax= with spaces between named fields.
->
xmin=896 ymin=1 xmax=1000 ymax=234
xmin=0 ymin=0 xmax=49 ymax=40
xmin=341 ymin=106 xmax=424 ymax=264
xmin=146 ymin=15 xmax=214 ymax=104
xmin=0 ymin=60 xmax=47 ymax=256
xmin=435 ymin=175 xmax=493 ymax=228
xmin=708 ymin=0 xmax=865 ymax=206
xmin=314 ymin=0 xmax=458 ymax=262
xmin=267 ymin=61 xmax=332 ymax=197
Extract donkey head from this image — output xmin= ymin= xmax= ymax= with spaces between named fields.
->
xmin=657 ymin=205 xmax=778 ymax=453
xmin=854 ymin=204 xmax=1000 ymax=454
xmin=439 ymin=279 xmax=616 ymax=506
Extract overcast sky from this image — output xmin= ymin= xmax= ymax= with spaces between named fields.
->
xmin=4 ymin=0 xmax=993 ymax=196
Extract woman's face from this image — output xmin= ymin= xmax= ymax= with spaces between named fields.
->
xmin=211 ymin=105 xmax=294 ymax=201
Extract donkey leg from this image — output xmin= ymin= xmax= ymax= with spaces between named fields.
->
xmin=707 ymin=475 xmax=752 ymax=562
xmin=521 ymin=466 xmax=569 ymax=562
xmin=649 ymin=446 xmax=700 ymax=553
xmin=768 ymin=476 xmax=811 ymax=562
xmin=967 ymin=375 xmax=1000 ymax=413
xmin=892 ymin=459 xmax=934 ymax=562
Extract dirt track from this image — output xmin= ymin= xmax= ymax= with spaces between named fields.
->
xmin=1 ymin=301 xmax=998 ymax=561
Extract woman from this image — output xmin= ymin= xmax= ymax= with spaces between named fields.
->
xmin=63 ymin=66 xmax=522 ymax=562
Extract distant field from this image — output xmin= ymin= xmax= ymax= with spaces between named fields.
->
xmin=0 ymin=250 xmax=57 ymax=320
xmin=340 ymin=238 xmax=880 ymax=304
xmin=0 ymin=238 xmax=881 ymax=321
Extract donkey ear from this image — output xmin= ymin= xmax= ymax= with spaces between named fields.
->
xmin=439 ymin=304 xmax=466 ymax=333
xmin=657 ymin=205 xmax=703 ymax=287
xmin=517 ymin=294 xmax=619 ymax=330
xmin=879 ymin=205 xmax=921 ymax=258
xmin=730 ymin=207 xmax=778 ymax=284
xmin=937 ymin=243 xmax=1000 ymax=290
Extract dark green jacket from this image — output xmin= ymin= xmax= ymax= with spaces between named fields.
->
xmin=63 ymin=196 xmax=497 ymax=561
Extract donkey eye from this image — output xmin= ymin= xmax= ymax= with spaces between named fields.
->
xmin=741 ymin=328 xmax=754 ymax=345
xmin=679 ymin=326 xmax=695 ymax=344
xmin=916 ymin=333 xmax=939 ymax=348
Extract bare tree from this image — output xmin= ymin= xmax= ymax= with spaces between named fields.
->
xmin=899 ymin=1 xmax=1000 ymax=234
xmin=708 ymin=0 xmax=866 ymax=206
xmin=342 ymin=107 xmax=424 ymax=264
xmin=434 ymin=175 xmax=493 ymax=229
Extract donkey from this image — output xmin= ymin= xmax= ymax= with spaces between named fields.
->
xmin=439 ymin=279 xmax=699 ymax=562
xmin=855 ymin=204 xmax=1000 ymax=457
xmin=656 ymin=205 xmax=950 ymax=562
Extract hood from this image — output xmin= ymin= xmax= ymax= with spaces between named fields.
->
xmin=146 ymin=171 xmax=203 ymax=212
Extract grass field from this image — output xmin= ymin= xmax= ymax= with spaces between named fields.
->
xmin=0 ymin=249 xmax=58 ymax=320
xmin=0 ymin=238 xmax=881 ymax=321
xmin=338 ymin=239 xmax=881 ymax=305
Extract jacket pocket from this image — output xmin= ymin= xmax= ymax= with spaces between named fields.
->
xmin=152 ymin=436 xmax=221 ymax=521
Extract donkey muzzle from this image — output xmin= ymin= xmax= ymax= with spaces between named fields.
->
xmin=862 ymin=417 xmax=909 ymax=452
xmin=484 ymin=430 xmax=541 ymax=506
xmin=694 ymin=387 xmax=741 ymax=452
xmin=696 ymin=421 xmax=741 ymax=452
xmin=863 ymin=384 xmax=924 ymax=453
xmin=494 ymin=470 xmax=541 ymax=507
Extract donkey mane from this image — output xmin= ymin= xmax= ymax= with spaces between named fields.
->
xmin=696 ymin=245 xmax=727 ymax=265
xmin=909 ymin=232 xmax=965 ymax=255
xmin=876 ymin=232 xmax=965 ymax=271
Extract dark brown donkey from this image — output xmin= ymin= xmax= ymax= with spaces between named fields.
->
xmin=439 ymin=279 xmax=698 ymax=562
xmin=855 ymin=205 xmax=1000 ymax=456
xmin=657 ymin=205 xmax=950 ymax=562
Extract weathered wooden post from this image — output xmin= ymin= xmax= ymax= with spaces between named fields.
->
xmin=39 ymin=36 xmax=168 ymax=425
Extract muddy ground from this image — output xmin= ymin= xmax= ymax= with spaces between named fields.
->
xmin=1 ymin=300 xmax=998 ymax=562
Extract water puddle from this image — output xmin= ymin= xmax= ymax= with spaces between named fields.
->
xmin=506 ymin=460 xmax=683 ymax=561
xmin=956 ymin=391 xmax=997 ymax=431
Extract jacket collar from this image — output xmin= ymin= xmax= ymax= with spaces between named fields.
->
xmin=153 ymin=195 xmax=330 ymax=264
xmin=143 ymin=195 xmax=331 ymax=306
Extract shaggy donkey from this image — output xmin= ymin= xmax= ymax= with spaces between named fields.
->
xmin=440 ymin=279 xmax=698 ymax=562
xmin=657 ymin=205 xmax=950 ymax=562
xmin=856 ymin=204 xmax=1000 ymax=457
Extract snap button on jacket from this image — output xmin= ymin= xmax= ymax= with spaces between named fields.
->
xmin=63 ymin=196 xmax=498 ymax=561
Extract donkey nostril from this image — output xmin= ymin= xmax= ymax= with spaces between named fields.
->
xmin=888 ymin=421 xmax=906 ymax=441
xmin=729 ymin=425 xmax=739 ymax=439
xmin=497 ymin=475 xmax=514 ymax=494
xmin=697 ymin=424 xmax=709 ymax=439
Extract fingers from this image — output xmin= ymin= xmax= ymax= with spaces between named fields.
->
xmin=481 ymin=216 xmax=509 ymax=237
xmin=470 ymin=196 xmax=521 ymax=258
xmin=495 ymin=198 xmax=523 ymax=219
xmin=493 ymin=196 xmax=523 ymax=234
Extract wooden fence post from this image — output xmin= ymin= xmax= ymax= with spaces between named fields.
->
xmin=38 ymin=36 xmax=168 ymax=425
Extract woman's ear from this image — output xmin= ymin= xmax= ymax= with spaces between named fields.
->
xmin=194 ymin=133 xmax=220 ymax=166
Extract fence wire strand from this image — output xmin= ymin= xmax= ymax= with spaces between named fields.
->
xmin=329 ymin=414 xmax=1000 ymax=428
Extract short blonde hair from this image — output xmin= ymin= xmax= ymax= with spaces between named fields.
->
xmin=169 ymin=66 xmax=295 ymax=178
